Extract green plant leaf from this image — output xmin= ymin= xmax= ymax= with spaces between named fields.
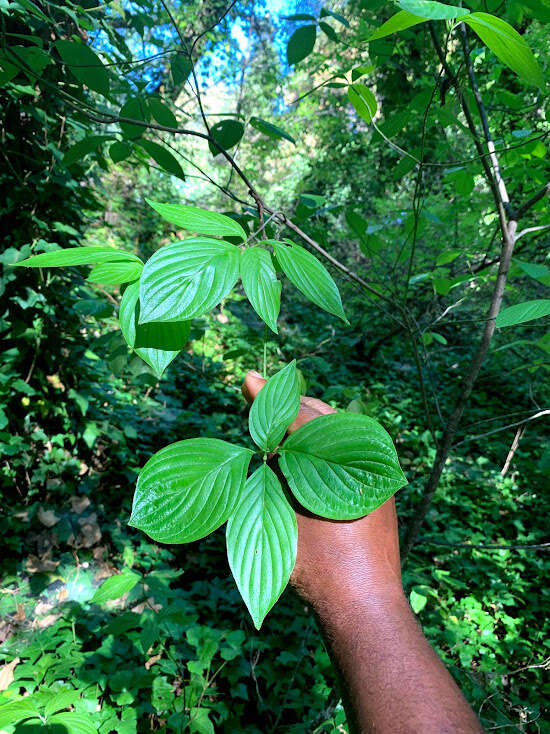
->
xmin=147 ymin=96 xmax=178 ymax=128
xmin=137 ymin=139 xmax=185 ymax=179
xmin=249 ymin=116 xmax=296 ymax=144
xmin=171 ymin=53 xmax=192 ymax=84
xmin=270 ymin=240 xmax=347 ymax=322
xmin=321 ymin=8 xmax=349 ymax=26
xmin=463 ymin=12 xmax=544 ymax=87
xmin=15 ymin=246 xmax=141 ymax=267
xmin=139 ymin=238 xmax=240 ymax=323
xmin=44 ymin=690 xmax=82 ymax=718
xmin=119 ymin=97 xmax=149 ymax=139
xmin=63 ymin=135 xmax=114 ymax=166
xmin=348 ymin=83 xmax=377 ymax=123
xmin=146 ymin=200 xmax=246 ymax=240
xmin=55 ymin=40 xmax=110 ymax=97
xmin=119 ymin=281 xmax=190 ymax=377
xmin=496 ymin=299 xmax=550 ymax=327
xmin=410 ymin=588 xmax=428 ymax=614
xmin=47 ymin=711 xmax=99 ymax=733
xmin=91 ymin=569 xmax=141 ymax=604
xmin=130 ymin=439 xmax=253 ymax=543
xmin=279 ymin=413 xmax=407 ymax=520
xmin=367 ymin=10 xmax=430 ymax=41
xmin=110 ymin=141 xmax=132 ymax=163
xmin=240 ymin=247 xmax=281 ymax=333
xmin=87 ymin=260 xmax=143 ymax=284
xmin=0 ymin=699 xmax=40 ymax=728
xmin=399 ymin=0 xmax=469 ymax=20
xmin=287 ymin=25 xmax=317 ymax=65
xmin=226 ymin=464 xmax=297 ymax=629
xmin=249 ymin=361 xmax=300 ymax=451
xmin=208 ymin=119 xmax=245 ymax=155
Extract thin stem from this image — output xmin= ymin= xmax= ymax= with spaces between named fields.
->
xmin=262 ymin=325 xmax=268 ymax=379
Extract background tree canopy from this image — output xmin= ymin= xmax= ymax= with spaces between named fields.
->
xmin=0 ymin=0 xmax=549 ymax=731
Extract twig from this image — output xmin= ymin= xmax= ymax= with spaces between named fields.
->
xmin=452 ymin=409 xmax=549 ymax=449
xmin=420 ymin=538 xmax=550 ymax=551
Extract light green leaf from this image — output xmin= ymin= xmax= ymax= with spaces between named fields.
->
xmin=496 ymin=299 xmax=550 ymax=328
xmin=287 ymin=25 xmax=317 ymax=65
xmin=367 ymin=10 xmax=430 ymax=41
xmin=44 ymin=689 xmax=82 ymax=718
xmin=279 ymin=413 xmax=406 ymax=520
xmin=410 ymin=589 xmax=428 ymax=614
xmin=137 ymin=139 xmax=185 ymax=179
xmin=436 ymin=249 xmax=461 ymax=266
xmin=47 ymin=711 xmax=98 ymax=733
xmin=139 ymin=238 xmax=240 ymax=323
xmin=55 ymin=40 xmax=109 ymax=97
xmin=146 ymin=200 xmax=246 ymax=240
xmin=271 ymin=240 xmax=347 ymax=322
xmin=249 ymin=116 xmax=296 ymax=144
xmin=348 ymin=83 xmax=377 ymax=123
xmin=91 ymin=569 xmax=141 ymax=603
xmin=240 ymin=247 xmax=281 ymax=333
xmin=464 ymin=12 xmax=544 ymax=87
xmin=249 ymin=361 xmax=300 ymax=451
xmin=0 ymin=699 xmax=40 ymax=728
xmin=15 ymin=246 xmax=141 ymax=268
xmin=399 ymin=0 xmax=469 ymax=20
xmin=130 ymin=439 xmax=253 ymax=543
xmin=189 ymin=708 xmax=215 ymax=734
xmin=87 ymin=260 xmax=143 ymax=284
xmin=227 ymin=464 xmax=297 ymax=629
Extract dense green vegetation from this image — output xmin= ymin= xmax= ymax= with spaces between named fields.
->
xmin=1 ymin=0 xmax=549 ymax=731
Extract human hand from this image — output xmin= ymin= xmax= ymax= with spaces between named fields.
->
xmin=242 ymin=370 xmax=404 ymax=614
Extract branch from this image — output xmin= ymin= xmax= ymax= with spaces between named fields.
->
xmin=451 ymin=409 xmax=550 ymax=449
xmin=419 ymin=537 xmax=550 ymax=552
xmin=515 ymin=182 xmax=550 ymax=219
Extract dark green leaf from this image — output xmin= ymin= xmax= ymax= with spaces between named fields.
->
xmin=110 ymin=141 xmax=132 ymax=163
xmin=55 ymin=40 xmax=110 ymax=97
xmin=249 ymin=116 xmax=296 ymax=144
xmin=137 ymin=139 xmax=185 ymax=179
xmin=147 ymin=200 xmax=246 ymax=240
xmin=496 ymin=299 xmax=550 ymax=328
xmin=319 ymin=22 xmax=339 ymax=42
xmin=119 ymin=98 xmax=149 ymax=139
xmin=91 ymin=569 xmax=141 ymax=604
xmin=320 ymin=8 xmax=349 ymax=26
xmin=287 ymin=25 xmax=317 ymax=65
xmin=63 ymin=136 xmax=113 ymax=166
xmin=171 ymin=54 xmax=192 ymax=85
xmin=240 ymin=247 xmax=281 ymax=333
xmin=208 ymin=119 xmax=245 ymax=155
xmin=147 ymin=96 xmax=178 ymax=128
xmin=249 ymin=361 xmax=300 ymax=451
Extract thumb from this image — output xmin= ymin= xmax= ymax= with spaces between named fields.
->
xmin=242 ymin=370 xmax=266 ymax=404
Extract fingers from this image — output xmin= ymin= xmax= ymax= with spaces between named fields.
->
xmin=242 ymin=370 xmax=266 ymax=404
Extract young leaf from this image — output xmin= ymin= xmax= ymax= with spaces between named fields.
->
xmin=15 ymin=246 xmax=141 ymax=268
xmin=270 ymin=240 xmax=347 ymax=322
xmin=249 ymin=116 xmax=296 ymax=144
xmin=240 ymin=247 xmax=281 ymax=333
xmin=87 ymin=260 xmax=143 ymax=285
xmin=496 ymin=299 xmax=550 ymax=328
xmin=119 ymin=281 xmax=190 ymax=377
xmin=249 ymin=361 xmax=300 ymax=451
xmin=91 ymin=569 xmax=141 ymax=604
xmin=287 ymin=25 xmax=317 ymax=65
xmin=348 ymin=84 xmax=377 ymax=123
xmin=399 ymin=0 xmax=469 ymax=20
xmin=130 ymin=439 xmax=253 ymax=543
xmin=55 ymin=40 xmax=110 ymax=97
xmin=137 ymin=140 xmax=185 ymax=179
xmin=139 ymin=238 xmax=240 ymax=323
xmin=279 ymin=413 xmax=407 ymax=520
xmin=146 ymin=200 xmax=246 ymax=241
xmin=208 ymin=119 xmax=245 ymax=155
xmin=463 ymin=13 xmax=544 ymax=88
xmin=226 ymin=464 xmax=297 ymax=629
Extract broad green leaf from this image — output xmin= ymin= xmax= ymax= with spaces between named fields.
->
xmin=367 ymin=10 xmax=430 ymax=41
xmin=91 ymin=569 xmax=141 ymax=603
xmin=44 ymin=689 xmax=82 ymax=718
xmin=138 ymin=139 xmax=185 ymax=179
xmin=208 ymin=119 xmax=244 ymax=155
xmin=270 ymin=240 xmax=347 ymax=322
xmin=279 ymin=413 xmax=407 ymax=520
xmin=63 ymin=135 xmax=113 ymax=166
xmin=320 ymin=8 xmax=349 ymax=26
xmin=240 ymin=247 xmax=281 ymax=333
xmin=147 ymin=96 xmax=178 ymax=128
xmin=287 ymin=25 xmax=317 ymax=65
xmin=139 ymin=238 xmax=241 ymax=323
xmin=399 ymin=0 xmax=469 ymax=20
xmin=55 ymin=40 xmax=110 ymax=97
xmin=496 ymin=299 xmax=550 ymax=328
xmin=130 ymin=439 xmax=253 ymax=543
xmin=15 ymin=246 xmax=141 ymax=268
xmin=119 ymin=281 xmax=190 ymax=377
xmin=436 ymin=249 xmax=461 ymax=266
xmin=87 ymin=260 xmax=143 ymax=284
xmin=464 ymin=13 xmax=544 ymax=87
xmin=319 ymin=21 xmax=339 ymax=42
xmin=189 ymin=708 xmax=215 ymax=734
xmin=110 ymin=141 xmax=132 ymax=163
xmin=249 ymin=361 xmax=300 ymax=451
xmin=227 ymin=464 xmax=297 ymax=629
xmin=515 ymin=260 xmax=550 ymax=285
xmin=171 ymin=53 xmax=192 ymax=84
xmin=119 ymin=97 xmax=149 ymax=139
xmin=146 ymin=200 xmax=246 ymax=240
xmin=249 ymin=116 xmax=296 ymax=144
xmin=348 ymin=83 xmax=377 ymax=123
xmin=47 ymin=711 xmax=98 ymax=733
xmin=0 ymin=699 xmax=39 ymax=728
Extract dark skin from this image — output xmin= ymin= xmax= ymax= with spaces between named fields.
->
xmin=243 ymin=371 xmax=484 ymax=734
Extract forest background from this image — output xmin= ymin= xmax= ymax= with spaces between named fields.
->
xmin=0 ymin=0 xmax=549 ymax=731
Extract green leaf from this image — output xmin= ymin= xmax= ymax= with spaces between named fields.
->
xmin=399 ymin=0 xmax=469 ymax=20
xmin=55 ymin=40 xmax=110 ymax=97
xmin=119 ymin=97 xmax=149 ymax=139
xmin=171 ymin=53 xmax=192 ymax=85
xmin=139 ymin=238 xmax=241 ymax=323
xmin=63 ymin=135 xmax=113 ymax=166
xmin=15 ymin=246 xmax=141 ymax=267
xmin=409 ymin=588 xmax=428 ymax=614
xmin=130 ymin=439 xmax=253 ymax=543
xmin=147 ymin=96 xmax=178 ymax=128
xmin=367 ymin=10 xmax=430 ymax=41
xmin=110 ymin=141 xmax=132 ymax=163
xmin=137 ymin=139 xmax=184 ymax=179
xmin=189 ymin=708 xmax=215 ymax=734
xmin=47 ymin=712 xmax=98 ymax=733
xmin=44 ymin=689 xmax=82 ymax=718
xmin=119 ymin=281 xmax=190 ymax=377
xmin=0 ymin=699 xmax=40 ymax=728
xmin=87 ymin=260 xmax=143 ymax=284
xmin=319 ymin=21 xmax=339 ymax=42
xmin=279 ymin=413 xmax=407 ymax=520
xmin=287 ymin=25 xmax=317 ymax=65
xmin=91 ymin=569 xmax=141 ymax=603
xmin=249 ymin=361 xmax=300 ymax=451
xmin=436 ymin=249 xmax=461 ymax=266
xmin=146 ymin=200 xmax=246 ymax=240
xmin=240 ymin=247 xmax=281 ymax=333
xmin=270 ymin=240 xmax=347 ymax=322
xmin=320 ymin=8 xmax=349 ymax=26
xmin=463 ymin=12 xmax=544 ymax=87
xmin=496 ymin=299 xmax=550 ymax=328
xmin=227 ymin=464 xmax=297 ymax=629
xmin=208 ymin=119 xmax=245 ymax=155
xmin=348 ymin=83 xmax=377 ymax=123
xmin=249 ymin=116 xmax=296 ymax=144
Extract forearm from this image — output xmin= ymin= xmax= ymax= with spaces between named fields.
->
xmin=314 ymin=587 xmax=484 ymax=734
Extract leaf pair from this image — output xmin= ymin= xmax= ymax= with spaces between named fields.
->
xmin=129 ymin=362 xmax=406 ymax=628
